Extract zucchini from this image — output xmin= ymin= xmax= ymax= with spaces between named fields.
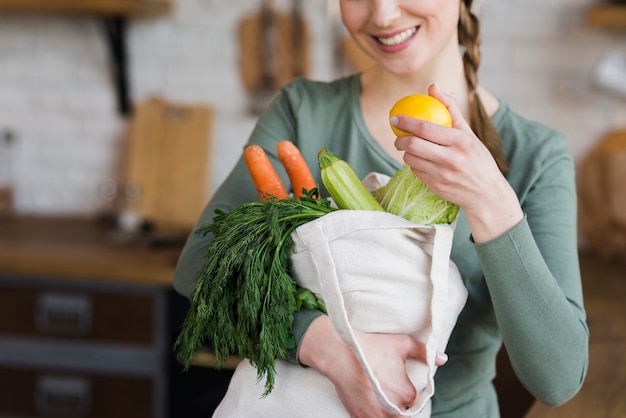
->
xmin=318 ymin=149 xmax=385 ymax=211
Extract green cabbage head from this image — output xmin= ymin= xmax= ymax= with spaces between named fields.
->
xmin=373 ymin=165 xmax=459 ymax=225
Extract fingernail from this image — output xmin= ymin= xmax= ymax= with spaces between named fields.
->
xmin=390 ymin=116 xmax=398 ymax=126
xmin=436 ymin=352 xmax=448 ymax=364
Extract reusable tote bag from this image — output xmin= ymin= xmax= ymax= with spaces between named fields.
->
xmin=213 ymin=208 xmax=468 ymax=417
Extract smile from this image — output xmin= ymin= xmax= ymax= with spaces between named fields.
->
xmin=375 ymin=27 xmax=418 ymax=46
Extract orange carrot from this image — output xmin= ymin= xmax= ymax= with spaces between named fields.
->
xmin=243 ymin=144 xmax=289 ymax=202
xmin=276 ymin=140 xmax=317 ymax=198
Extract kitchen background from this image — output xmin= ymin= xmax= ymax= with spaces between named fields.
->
xmin=0 ymin=1 xmax=625 ymax=417
xmin=0 ymin=0 xmax=625 ymax=232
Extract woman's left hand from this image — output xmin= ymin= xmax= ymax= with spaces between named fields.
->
xmin=391 ymin=84 xmax=523 ymax=243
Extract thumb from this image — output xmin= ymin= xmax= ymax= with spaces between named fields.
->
xmin=428 ymin=83 xmax=471 ymax=132
xmin=405 ymin=338 xmax=449 ymax=366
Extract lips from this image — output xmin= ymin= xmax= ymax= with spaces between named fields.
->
xmin=374 ymin=27 xmax=418 ymax=47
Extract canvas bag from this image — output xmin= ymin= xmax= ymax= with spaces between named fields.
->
xmin=213 ymin=175 xmax=468 ymax=418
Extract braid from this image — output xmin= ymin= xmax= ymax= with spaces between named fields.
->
xmin=458 ymin=0 xmax=508 ymax=172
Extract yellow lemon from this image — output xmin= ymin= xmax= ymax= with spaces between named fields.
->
xmin=389 ymin=94 xmax=452 ymax=136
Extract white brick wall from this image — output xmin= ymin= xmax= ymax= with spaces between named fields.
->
xmin=0 ymin=0 xmax=625 ymax=216
xmin=480 ymin=0 xmax=626 ymax=159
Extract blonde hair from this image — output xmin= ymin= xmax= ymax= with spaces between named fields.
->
xmin=459 ymin=0 xmax=508 ymax=172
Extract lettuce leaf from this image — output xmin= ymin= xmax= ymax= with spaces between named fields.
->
xmin=373 ymin=165 xmax=459 ymax=225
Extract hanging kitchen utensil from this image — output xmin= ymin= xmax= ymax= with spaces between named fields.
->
xmin=325 ymin=0 xmax=374 ymax=74
xmin=238 ymin=0 xmax=310 ymax=115
xmin=290 ymin=0 xmax=306 ymax=78
xmin=254 ymin=0 xmax=278 ymax=115
xmin=0 ymin=130 xmax=14 ymax=218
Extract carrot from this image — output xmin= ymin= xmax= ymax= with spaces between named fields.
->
xmin=277 ymin=140 xmax=317 ymax=198
xmin=243 ymin=144 xmax=289 ymax=202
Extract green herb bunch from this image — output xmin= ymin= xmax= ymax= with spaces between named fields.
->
xmin=174 ymin=189 xmax=333 ymax=395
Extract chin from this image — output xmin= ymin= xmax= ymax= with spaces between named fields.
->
xmin=382 ymin=61 xmax=425 ymax=76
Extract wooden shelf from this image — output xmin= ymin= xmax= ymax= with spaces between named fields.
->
xmin=0 ymin=0 xmax=171 ymax=17
xmin=586 ymin=4 xmax=626 ymax=29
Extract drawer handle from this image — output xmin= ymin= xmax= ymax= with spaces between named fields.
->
xmin=35 ymin=375 xmax=91 ymax=417
xmin=35 ymin=293 xmax=92 ymax=336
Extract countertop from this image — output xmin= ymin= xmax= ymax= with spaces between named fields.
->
xmin=2 ymin=216 xmax=624 ymax=415
xmin=0 ymin=216 xmax=185 ymax=287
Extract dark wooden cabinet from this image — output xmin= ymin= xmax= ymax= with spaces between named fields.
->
xmin=0 ymin=277 xmax=168 ymax=418
xmin=0 ymin=367 xmax=154 ymax=418
xmin=0 ymin=217 xmax=238 ymax=418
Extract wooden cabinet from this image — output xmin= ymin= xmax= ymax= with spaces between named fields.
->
xmin=0 ymin=368 xmax=153 ymax=417
xmin=0 ymin=216 xmax=224 ymax=417
xmin=0 ymin=277 xmax=167 ymax=418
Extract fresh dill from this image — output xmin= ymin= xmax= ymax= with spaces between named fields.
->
xmin=174 ymin=189 xmax=333 ymax=395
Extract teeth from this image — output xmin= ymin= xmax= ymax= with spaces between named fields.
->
xmin=377 ymin=27 xmax=417 ymax=46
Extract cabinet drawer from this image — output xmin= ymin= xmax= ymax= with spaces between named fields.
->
xmin=0 ymin=366 xmax=153 ymax=418
xmin=0 ymin=284 xmax=154 ymax=345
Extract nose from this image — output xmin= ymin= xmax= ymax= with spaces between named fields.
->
xmin=370 ymin=0 xmax=402 ymax=28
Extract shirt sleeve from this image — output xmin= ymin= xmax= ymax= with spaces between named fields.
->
xmin=474 ymin=150 xmax=588 ymax=406
xmin=285 ymin=308 xmax=325 ymax=364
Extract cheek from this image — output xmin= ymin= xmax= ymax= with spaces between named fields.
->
xmin=422 ymin=2 xmax=460 ymax=48
xmin=417 ymin=0 xmax=460 ymax=28
xmin=425 ymin=0 xmax=460 ymax=15
xmin=436 ymin=0 xmax=460 ymax=31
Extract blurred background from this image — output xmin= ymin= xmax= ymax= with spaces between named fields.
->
xmin=0 ymin=0 xmax=624 ymax=218
xmin=0 ymin=0 xmax=624 ymax=417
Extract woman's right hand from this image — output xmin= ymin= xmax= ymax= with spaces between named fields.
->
xmin=298 ymin=315 xmax=446 ymax=418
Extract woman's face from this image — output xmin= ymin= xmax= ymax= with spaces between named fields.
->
xmin=340 ymin=0 xmax=461 ymax=75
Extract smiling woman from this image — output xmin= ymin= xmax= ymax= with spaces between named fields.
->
xmin=339 ymin=0 xmax=461 ymax=74
xmin=172 ymin=1 xmax=588 ymax=417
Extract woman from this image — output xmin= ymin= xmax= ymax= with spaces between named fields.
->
xmin=173 ymin=0 xmax=588 ymax=416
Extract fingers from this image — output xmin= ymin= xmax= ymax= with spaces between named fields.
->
xmin=436 ymin=352 xmax=449 ymax=366
xmin=391 ymin=115 xmax=451 ymax=147
xmin=403 ymin=336 xmax=449 ymax=366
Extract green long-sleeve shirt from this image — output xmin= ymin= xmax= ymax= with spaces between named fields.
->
xmin=173 ymin=75 xmax=588 ymax=417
